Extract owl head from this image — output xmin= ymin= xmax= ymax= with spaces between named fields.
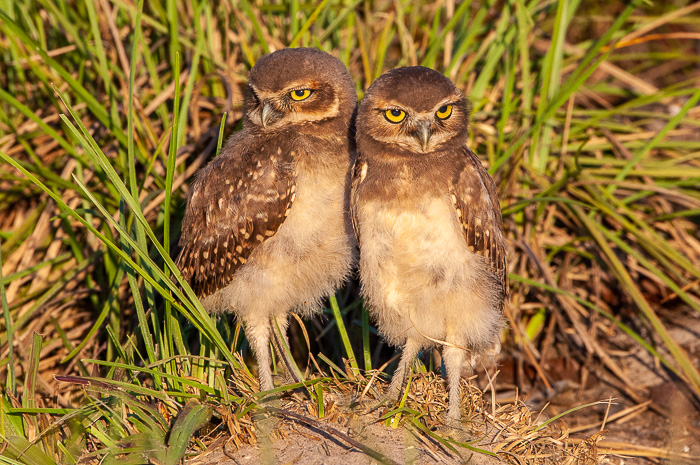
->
xmin=357 ymin=66 xmax=470 ymax=156
xmin=244 ymin=48 xmax=357 ymax=133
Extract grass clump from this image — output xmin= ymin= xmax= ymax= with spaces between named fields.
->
xmin=1 ymin=0 xmax=699 ymax=463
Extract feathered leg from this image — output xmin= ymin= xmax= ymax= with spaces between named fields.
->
xmin=246 ymin=320 xmax=274 ymax=392
xmin=386 ymin=338 xmax=421 ymax=401
xmin=442 ymin=345 xmax=467 ymax=422
xmin=270 ymin=316 xmax=303 ymax=385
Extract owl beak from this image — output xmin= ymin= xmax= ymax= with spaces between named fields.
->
xmin=414 ymin=121 xmax=432 ymax=152
xmin=261 ymin=101 xmax=283 ymax=128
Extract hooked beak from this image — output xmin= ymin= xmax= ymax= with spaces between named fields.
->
xmin=414 ymin=121 xmax=432 ymax=152
xmin=261 ymin=101 xmax=283 ymax=128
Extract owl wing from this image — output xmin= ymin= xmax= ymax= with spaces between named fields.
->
xmin=349 ymin=153 xmax=366 ymax=248
xmin=176 ymin=136 xmax=296 ymax=298
xmin=449 ymin=147 xmax=508 ymax=300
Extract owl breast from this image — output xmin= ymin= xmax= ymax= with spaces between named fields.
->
xmin=356 ymin=194 xmax=502 ymax=349
xmin=203 ymin=154 xmax=354 ymax=319
xmin=269 ymin=168 xmax=351 ymax=261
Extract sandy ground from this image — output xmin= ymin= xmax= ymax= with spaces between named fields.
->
xmin=188 ymin=417 xmax=503 ymax=465
xmin=185 ymin=380 xmax=593 ymax=465
xmin=186 ymin=310 xmax=700 ymax=465
xmin=517 ymin=309 xmax=700 ymax=464
xmin=185 ymin=380 xmax=517 ymax=465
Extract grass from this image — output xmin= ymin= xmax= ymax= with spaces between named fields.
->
xmin=1 ymin=0 xmax=700 ymax=463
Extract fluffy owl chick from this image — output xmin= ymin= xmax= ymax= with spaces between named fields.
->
xmin=177 ymin=48 xmax=357 ymax=391
xmin=351 ymin=67 xmax=507 ymax=421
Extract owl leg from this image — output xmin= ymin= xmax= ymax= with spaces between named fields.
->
xmin=485 ymin=339 xmax=501 ymax=358
xmin=269 ymin=316 xmax=303 ymax=385
xmin=386 ymin=338 xmax=421 ymax=401
xmin=245 ymin=320 xmax=275 ymax=392
xmin=442 ymin=345 xmax=466 ymax=422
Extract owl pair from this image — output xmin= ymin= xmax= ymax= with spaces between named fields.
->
xmin=177 ymin=48 xmax=507 ymax=422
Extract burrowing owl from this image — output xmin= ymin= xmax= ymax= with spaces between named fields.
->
xmin=350 ymin=66 xmax=507 ymax=421
xmin=177 ymin=48 xmax=357 ymax=391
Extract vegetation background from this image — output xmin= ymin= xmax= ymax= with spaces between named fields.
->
xmin=0 ymin=0 xmax=699 ymax=463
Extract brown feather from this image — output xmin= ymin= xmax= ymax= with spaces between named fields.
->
xmin=449 ymin=146 xmax=508 ymax=302
xmin=350 ymin=65 xmax=506 ymax=422
xmin=349 ymin=155 xmax=367 ymax=248
xmin=176 ymin=135 xmax=296 ymax=299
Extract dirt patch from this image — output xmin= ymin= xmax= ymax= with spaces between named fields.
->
xmin=500 ymin=310 xmax=700 ymax=464
xmin=187 ymin=311 xmax=700 ymax=465
xmin=190 ymin=419 xmax=502 ymax=465
xmin=188 ymin=374 xmax=603 ymax=465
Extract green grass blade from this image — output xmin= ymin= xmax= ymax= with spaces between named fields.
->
xmin=0 ymin=9 xmax=126 ymax=146
xmin=361 ymin=305 xmax=371 ymax=371
xmin=572 ymin=205 xmax=700 ymax=396
xmin=610 ymin=86 xmax=700 ymax=192
xmin=288 ymin=0 xmax=331 ymax=47
xmin=0 ymin=245 xmax=15 ymax=396
xmin=329 ymin=294 xmax=358 ymax=374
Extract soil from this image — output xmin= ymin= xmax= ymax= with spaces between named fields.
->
xmin=189 ymin=417 xmax=502 ymax=465
xmin=517 ymin=310 xmax=700 ymax=464
xmin=187 ymin=311 xmax=700 ymax=465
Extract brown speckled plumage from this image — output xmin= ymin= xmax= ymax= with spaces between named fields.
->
xmin=450 ymin=146 xmax=508 ymax=304
xmin=177 ymin=136 xmax=296 ymax=298
xmin=176 ymin=48 xmax=357 ymax=392
xmin=350 ymin=66 xmax=507 ymax=422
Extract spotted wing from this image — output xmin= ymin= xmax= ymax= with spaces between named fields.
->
xmin=176 ymin=136 xmax=296 ymax=298
xmin=449 ymin=147 xmax=508 ymax=302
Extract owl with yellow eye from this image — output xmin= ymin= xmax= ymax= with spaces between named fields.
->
xmin=351 ymin=66 xmax=508 ymax=423
xmin=177 ymin=48 xmax=357 ymax=393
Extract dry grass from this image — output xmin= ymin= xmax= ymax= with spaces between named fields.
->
xmin=1 ymin=0 xmax=700 ymax=463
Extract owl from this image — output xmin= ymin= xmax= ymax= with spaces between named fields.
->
xmin=176 ymin=48 xmax=358 ymax=392
xmin=350 ymin=66 xmax=507 ymax=422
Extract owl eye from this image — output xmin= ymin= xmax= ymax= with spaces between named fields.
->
xmin=384 ymin=109 xmax=406 ymax=123
xmin=436 ymin=104 xmax=453 ymax=120
xmin=290 ymin=89 xmax=312 ymax=101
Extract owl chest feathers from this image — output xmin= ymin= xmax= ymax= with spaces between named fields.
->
xmin=272 ymin=161 xmax=349 ymax=256
xmin=353 ymin=156 xmax=465 ymax=267
xmin=199 ymin=134 xmax=354 ymax=316
xmin=261 ymin=133 xmax=352 ymax=251
xmin=356 ymin=191 xmax=485 ymax=290
xmin=220 ymin=132 xmax=350 ymax=252
xmin=353 ymin=158 xmax=503 ymax=348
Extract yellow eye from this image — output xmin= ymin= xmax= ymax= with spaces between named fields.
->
xmin=384 ymin=109 xmax=406 ymax=123
xmin=290 ymin=89 xmax=312 ymax=101
xmin=436 ymin=104 xmax=452 ymax=120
